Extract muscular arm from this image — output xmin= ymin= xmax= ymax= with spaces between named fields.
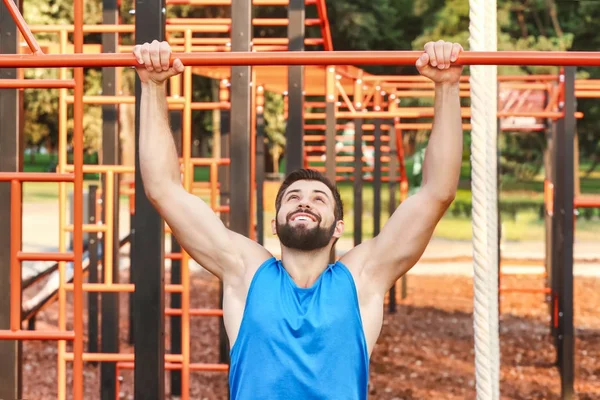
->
xmin=139 ymin=81 xmax=270 ymax=281
xmin=344 ymin=82 xmax=463 ymax=292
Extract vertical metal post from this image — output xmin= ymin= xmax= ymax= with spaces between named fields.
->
xmin=0 ymin=1 xmax=22 ymax=397
xmin=543 ymin=85 xmax=555 ymax=337
xmin=230 ymin=0 xmax=252 ymax=237
xmin=227 ymin=0 xmax=252 ymax=371
xmin=101 ymin=0 xmax=120 ymax=396
xmin=325 ymin=67 xmax=337 ymax=185
xmin=219 ymin=81 xmax=231 ymax=228
xmin=133 ymin=0 xmax=166 ymax=397
xmin=373 ymin=119 xmax=382 ymax=236
xmin=169 ymin=108 xmax=183 ymax=396
xmin=353 ymin=120 xmax=363 ymax=246
xmin=285 ymin=0 xmax=305 ymax=173
xmin=388 ymin=120 xmax=398 ymax=313
xmin=552 ymin=67 xmax=576 ymax=400
xmin=256 ymin=86 xmax=265 ymax=245
xmin=218 ymin=83 xmax=231 ymax=366
xmin=325 ymin=67 xmax=336 ymax=262
xmin=387 ymin=122 xmax=397 ymax=313
xmin=87 ymin=185 xmax=99 ymax=361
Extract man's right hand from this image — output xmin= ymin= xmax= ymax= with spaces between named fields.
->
xmin=133 ymin=40 xmax=185 ymax=85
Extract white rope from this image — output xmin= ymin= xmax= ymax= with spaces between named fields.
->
xmin=484 ymin=2 xmax=500 ymax=397
xmin=469 ymin=0 xmax=500 ymax=399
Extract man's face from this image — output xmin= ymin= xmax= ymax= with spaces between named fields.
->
xmin=273 ymin=180 xmax=342 ymax=251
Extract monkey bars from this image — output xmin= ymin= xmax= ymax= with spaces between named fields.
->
xmin=3 ymin=50 xmax=600 ymax=68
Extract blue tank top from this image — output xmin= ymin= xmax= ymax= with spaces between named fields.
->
xmin=229 ymin=257 xmax=369 ymax=400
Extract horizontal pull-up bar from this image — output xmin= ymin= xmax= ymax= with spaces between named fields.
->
xmin=1 ymin=50 xmax=600 ymax=68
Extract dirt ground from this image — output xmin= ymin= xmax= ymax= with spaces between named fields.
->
xmin=21 ymin=269 xmax=600 ymax=400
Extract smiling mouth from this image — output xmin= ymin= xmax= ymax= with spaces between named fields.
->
xmin=289 ymin=212 xmax=318 ymax=223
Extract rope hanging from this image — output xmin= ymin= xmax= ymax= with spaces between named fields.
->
xmin=469 ymin=0 xmax=501 ymax=398
xmin=484 ymin=2 xmax=501 ymax=397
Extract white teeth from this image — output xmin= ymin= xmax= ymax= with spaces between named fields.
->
xmin=293 ymin=215 xmax=311 ymax=221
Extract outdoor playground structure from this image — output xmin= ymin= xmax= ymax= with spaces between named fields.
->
xmin=1 ymin=0 xmax=599 ymax=399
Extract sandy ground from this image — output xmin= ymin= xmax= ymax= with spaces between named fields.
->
xmin=16 ymin=201 xmax=600 ymax=399
xmin=20 ymin=268 xmax=600 ymax=399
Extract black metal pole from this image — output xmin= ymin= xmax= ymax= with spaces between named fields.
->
xmin=101 ymin=0 xmax=120 ymax=395
xmin=353 ymin=120 xmax=363 ymax=246
xmin=0 ymin=1 xmax=22 ymax=396
xmin=256 ymin=106 xmax=265 ymax=245
xmin=219 ymin=99 xmax=231 ymax=365
xmin=373 ymin=119 xmax=382 ymax=237
xmin=551 ymin=70 xmax=566 ymax=366
xmin=133 ymin=0 xmax=166 ymax=397
xmin=553 ymin=66 xmax=576 ymax=400
xmin=226 ymin=0 xmax=252 ymax=372
xmin=325 ymin=69 xmax=336 ymax=262
xmin=284 ymin=0 xmax=305 ymax=173
xmin=387 ymin=123 xmax=398 ymax=312
xmin=169 ymin=108 xmax=183 ymax=396
xmin=87 ymin=185 xmax=99 ymax=363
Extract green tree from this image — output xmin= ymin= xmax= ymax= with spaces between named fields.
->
xmin=23 ymin=0 xmax=104 ymax=155
xmin=263 ymin=91 xmax=286 ymax=173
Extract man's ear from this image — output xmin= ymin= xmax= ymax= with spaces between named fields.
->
xmin=332 ymin=220 xmax=344 ymax=239
xmin=271 ymin=218 xmax=277 ymax=235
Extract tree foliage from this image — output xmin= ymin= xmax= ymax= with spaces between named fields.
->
xmin=19 ymin=0 xmax=600 ymax=178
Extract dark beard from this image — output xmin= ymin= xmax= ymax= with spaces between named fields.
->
xmin=276 ymin=218 xmax=336 ymax=251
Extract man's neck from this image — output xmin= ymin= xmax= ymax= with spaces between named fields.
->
xmin=280 ymin=246 xmax=332 ymax=288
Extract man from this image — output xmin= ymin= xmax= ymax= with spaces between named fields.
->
xmin=133 ymin=39 xmax=463 ymax=399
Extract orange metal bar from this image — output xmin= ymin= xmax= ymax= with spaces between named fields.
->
xmin=165 ymin=308 xmax=224 ymax=317
xmin=191 ymin=102 xmax=231 ymax=110
xmin=2 ymin=0 xmax=43 ymax=54
xmin=574 ymin=195 xmax=600 ymax=208
xmin=307 ymin=110 xmax=583 ymax=120
xmin=166 ymin=17 xmax=321 ymax=26
xmin=0 ymin=79 xmax=76 ymax=89
xmin=165 ymin=253 xmax=183 ymax=260
xmin=304 ymin=124 xmax=392 ymax=132
xmin=165 ymin=0 xmax=316 ymax=5
xmin=5 ymin=50 xmax=600 ymax=68
xmin=72 ymin=0 xmax=85 ymax=393
xmin=305 ymin=134 xmax=389 ymax=141
xmin=367 ymin=74 xmax=559 ymax=82
xmin=63 ymin=352 xmax=183 ymax=363
xmin=63 ymin=283 xmax=184 ymax=292
xmin=17 ymin=252 xmax=74 ymax=261
xmin=0 ymin=172 xmax=74 ymax=182
xmin=252 ymin=38 xmax=324 ymax=46
xmin=116 ymin=361 xmax=228 ymax=371
xmin=63 ymin=224 xmax=108 ymax=233
xmin=10 ymin=180 xmax=21 ymax=331
xmin=64 ymin=95 xmax=185 ymax=105
xmin=499 ymin=287 xmax=552 ymax=294
xmin=575 ymin=91 xmax=600 ymax=98
xmin=63 ymin=164 xmax=135 ymax=173
xmin=315 ymin=0 xmax=333 ymax=50
xmin=0 ymin=330 xmax=75 ymax=340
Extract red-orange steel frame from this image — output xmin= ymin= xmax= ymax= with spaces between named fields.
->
xmin=4 ymin=50 xmax=600 ymax=68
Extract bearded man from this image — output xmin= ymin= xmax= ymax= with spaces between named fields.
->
xmin=134 ymin=39 xmax=464 ymax=399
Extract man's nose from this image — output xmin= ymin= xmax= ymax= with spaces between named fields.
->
xmin=298 ymin=201 xmax=311 ymax=209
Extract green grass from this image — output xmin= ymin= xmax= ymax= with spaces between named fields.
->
xmin=21 ymin=155 xmax=600 ymax=242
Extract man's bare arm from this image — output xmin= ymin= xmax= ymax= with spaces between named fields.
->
xmin=343 ymin=41 xmax=464 ymax=292
xmin=136 ymin=41 xmax=271 ymax=281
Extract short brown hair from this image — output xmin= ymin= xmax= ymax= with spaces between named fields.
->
xmin=275 ymin=169 xmax=344 ymax=221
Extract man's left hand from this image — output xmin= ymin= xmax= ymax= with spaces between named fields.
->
xmin=415 ymin=40 xmax=464 ymax=84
